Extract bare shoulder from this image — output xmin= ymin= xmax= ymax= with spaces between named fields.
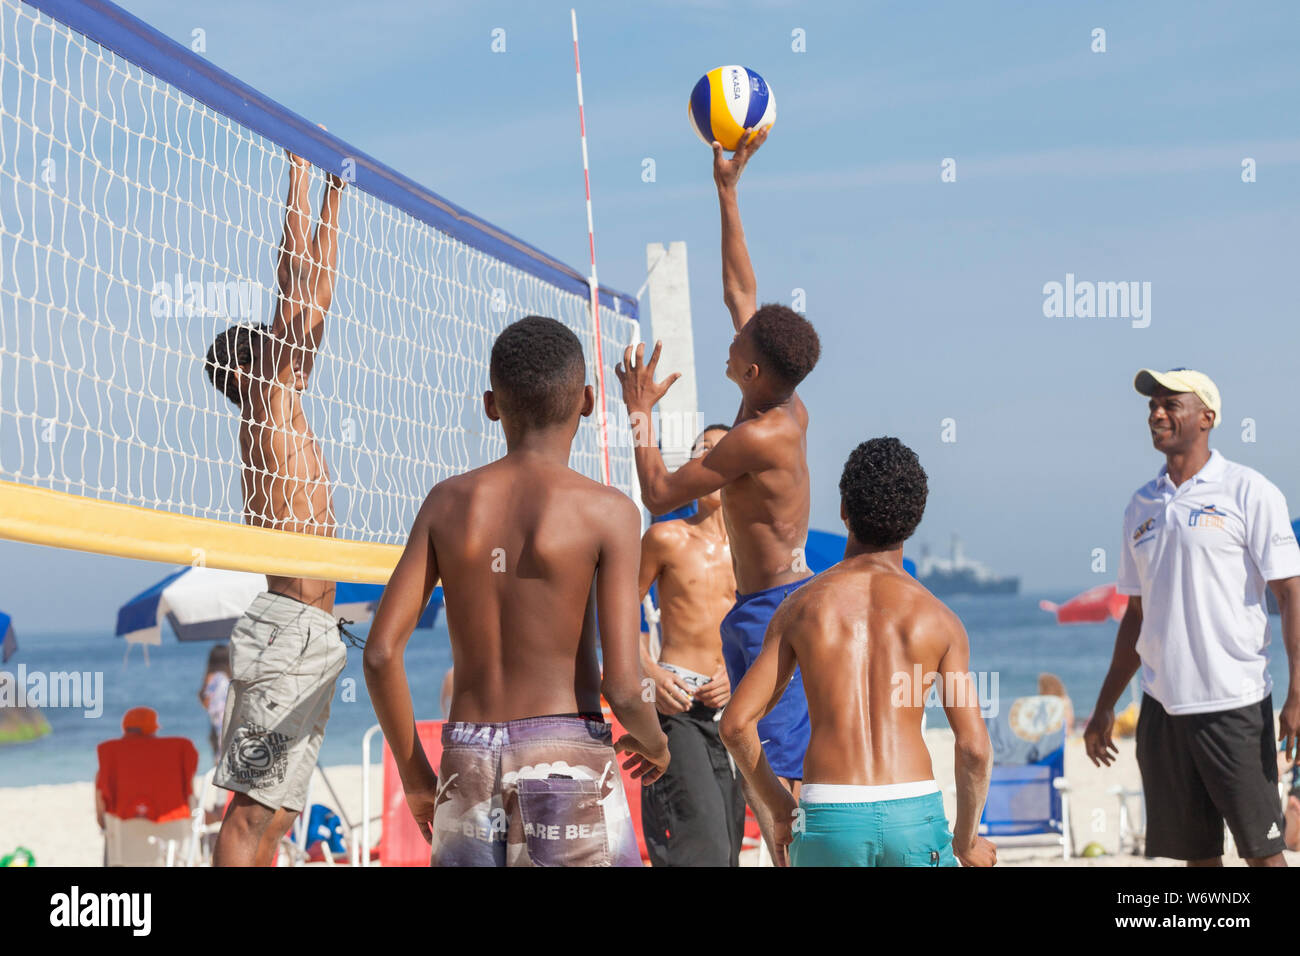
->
xmin=420 ymin=464 xmax=496 ymax=520
xmin=643 ymin=516 xmax=689 ymax=548
xmin=574 ymin=476 xmax=640 ymax=533
xmin=905 ymin=581 xmax=968 ymax=646
xmin=722 ymin=412 xmax=792 ymax=469
xmin=417 ymin=474 xmax=464 ymax=519
xmin=768 ymin=574 xmax=838 ymax=635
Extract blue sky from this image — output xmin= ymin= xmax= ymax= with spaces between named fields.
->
xmin=3 ymin=0 xmax=1299 ymax=630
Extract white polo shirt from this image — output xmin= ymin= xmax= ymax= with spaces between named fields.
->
xmin=1117 ymin=449 xmax=1300 ymax=715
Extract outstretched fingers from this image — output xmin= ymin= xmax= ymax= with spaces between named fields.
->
xmin=644 ymin=339 xmax=664 ymax=375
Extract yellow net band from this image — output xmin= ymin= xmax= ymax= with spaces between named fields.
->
xmin=0 ymin=480 xmax=402 ymax=584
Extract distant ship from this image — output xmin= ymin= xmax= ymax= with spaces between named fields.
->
xmin=916 ymin=534 xmax=1020 ymax=597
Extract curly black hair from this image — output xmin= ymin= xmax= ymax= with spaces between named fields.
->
xmin=748 ymin=303 xmax=820 ymax=388
xmin=205 ymin=323 xmax=269 ymax=407
xmin=489 ymin=315 xmax=586 ymax=427
xmin=839 ymin=437 xmax=928 ymax=548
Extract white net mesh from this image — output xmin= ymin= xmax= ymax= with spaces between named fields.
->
xmin=0 ymin=0 xmax=639 ymax=550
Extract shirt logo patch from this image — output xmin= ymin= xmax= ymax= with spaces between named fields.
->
xmin=1187 ymin=504 xmax=1226 ymax=530
xmin=1272 ymin=532 xmax=1298 ymax=548
xmin=1132 ymin=517 xmax=1156 ymax=542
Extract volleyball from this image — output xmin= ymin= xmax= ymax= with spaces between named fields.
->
xmin=688 ymin=66 xmax=776 ymax=151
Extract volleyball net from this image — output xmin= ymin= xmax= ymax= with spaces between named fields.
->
xmin=0 ymin=0 xmax=640 ymax=582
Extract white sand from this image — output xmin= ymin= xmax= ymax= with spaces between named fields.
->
xmin=2 ymin=731 xmax=1294 ymax=866
xmin=0 ymin=764 xmax=381 ymax=868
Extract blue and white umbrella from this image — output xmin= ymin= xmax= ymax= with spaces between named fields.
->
xmin=804 ymin=528 xmax=917 ymax=577
xmin=0 ymin=610 xmax=15 ymax=663
xmin=116 ymin=567 xmax=442 ymax=646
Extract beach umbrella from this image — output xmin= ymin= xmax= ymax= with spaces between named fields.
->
xmin=1039 ymin=582 xmax=1127 ymax=625
xmin=0 ymin=609 xmax=50 ymax=746
xmin=116 ymin=567 xmax=442 ymax=647
xmin=804 ymin=529 xmax=918 ymax=578
xmin=0 ymin=610 xmax=15 ymax=663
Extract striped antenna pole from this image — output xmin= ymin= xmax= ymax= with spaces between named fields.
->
xmin=570 ymin=7 xmax=612 ymax=486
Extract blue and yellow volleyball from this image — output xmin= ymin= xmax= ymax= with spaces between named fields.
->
xmin=688 ymin=66 xmax=776 ymax=151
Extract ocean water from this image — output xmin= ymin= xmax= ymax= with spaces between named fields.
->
xmin=0 ymin=619 xmax=452 ymax=786
xmin=1 ymin=592 xmax=1293 ymax=786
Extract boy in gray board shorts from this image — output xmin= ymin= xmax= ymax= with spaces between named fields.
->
xmin=203 ymin=148 xmax=348 ymax=865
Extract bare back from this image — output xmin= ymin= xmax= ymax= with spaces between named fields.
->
xmin=234 ymin=155 xmax=343 ymax=610
xmin=240 ymin=339 xmax=335 ymax=608
xmin=721 ymin=394 xmax=812 ymax=594
xmin=778 ymin=559 xmax=962 ymax=786
xmin=427 ymin=457 xmax=631 ymax=723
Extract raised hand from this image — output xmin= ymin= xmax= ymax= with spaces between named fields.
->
xmin=615 ymin=340 xmax=680 ymax=416
xmin=712 ymin=126 xmax=770 ymax=192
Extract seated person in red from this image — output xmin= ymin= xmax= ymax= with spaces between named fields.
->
xmin=95 ymin=707 xmax=199 ymax=827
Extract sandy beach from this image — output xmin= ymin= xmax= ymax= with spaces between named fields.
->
xmin=2 ymin=728 xmax=1295 ymax=867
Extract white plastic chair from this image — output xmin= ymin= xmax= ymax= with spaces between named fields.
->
xmin=104 ymin=816 xmax=194 ymax=866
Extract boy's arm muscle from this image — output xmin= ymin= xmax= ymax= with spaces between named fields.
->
xmin=938 ymin=612 xmax=992 ymax=857
xmin=635 ymin=420 xmax=771 ymax=515
xmin=364 ymin=490 xmax=441 ymax=791
xmin=597 ymin=494 xmax=668 ymax=761
xmin=720 ymin=601 xmax=798 ymax=809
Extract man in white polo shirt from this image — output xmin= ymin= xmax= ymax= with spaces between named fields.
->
xmin=1085 ymin=368 xmax=1300 ymax=866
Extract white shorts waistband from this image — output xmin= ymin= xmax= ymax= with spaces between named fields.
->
xmin=800 ymin=780 xmax=939 ymax=804
xmin=658 ymin=661 xmax=712 ymax=689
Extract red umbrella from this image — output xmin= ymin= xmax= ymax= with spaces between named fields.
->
xmin=1040 ymin=583 xmax=1127 ymax=624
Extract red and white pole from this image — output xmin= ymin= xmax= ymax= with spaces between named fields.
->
xmin=571 ymin=7 xmax=612 ymax=486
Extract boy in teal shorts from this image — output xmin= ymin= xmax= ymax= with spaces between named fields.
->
xmin=722 ymin=438 xmax=997 ymax=867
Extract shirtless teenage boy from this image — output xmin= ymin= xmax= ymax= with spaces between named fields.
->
xmin=616 ymin=127 xmax=819 ymax=855
xmin=722 ymin=438 xmax=996 ymax=867
xmin=639 ymin=425 xmax=746 ymax=866
xmin=205 ymin=150 xmax=346 ymax=867
xmin=365 ymin=316 xmax=669 ymax=867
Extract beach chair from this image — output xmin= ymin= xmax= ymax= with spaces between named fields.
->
xmin=979 ymin=694 xmax=1074 ymax=859
xmin=104 ymin=815 xmax=194 ymax=866
xmin=1107 ymin=785 xmax=1145 ymax=856
xmin=185 ymin=766 xmax=220 ymax=866
xmin=97 ymin=727 xmax=200 ymax=865
xmin=742 ymin=805 xmax=767 ymax=864
xmin=365 ymin=720 xmax=446 ymax=867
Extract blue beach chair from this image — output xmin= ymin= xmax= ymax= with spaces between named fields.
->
xmin=978 ymin=694 xmax=1074 ymax=859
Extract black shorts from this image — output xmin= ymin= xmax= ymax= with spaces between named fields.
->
xmin=640 ymin=704 xmax=745 ymax=867
xmin=1136 ymin=693 xmax=1285 ymax=861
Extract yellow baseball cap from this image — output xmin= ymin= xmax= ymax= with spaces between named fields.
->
xmin=1134 ymin=368 xmax=1221 ymax=428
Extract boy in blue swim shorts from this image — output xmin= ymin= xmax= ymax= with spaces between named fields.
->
xmin=617 ymin=124 xmax=821 ymax=857
xmin=722 ymin=439 xmax=997 ymax=868
xmin=719 ymin=581 xmax=812 ymax=782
